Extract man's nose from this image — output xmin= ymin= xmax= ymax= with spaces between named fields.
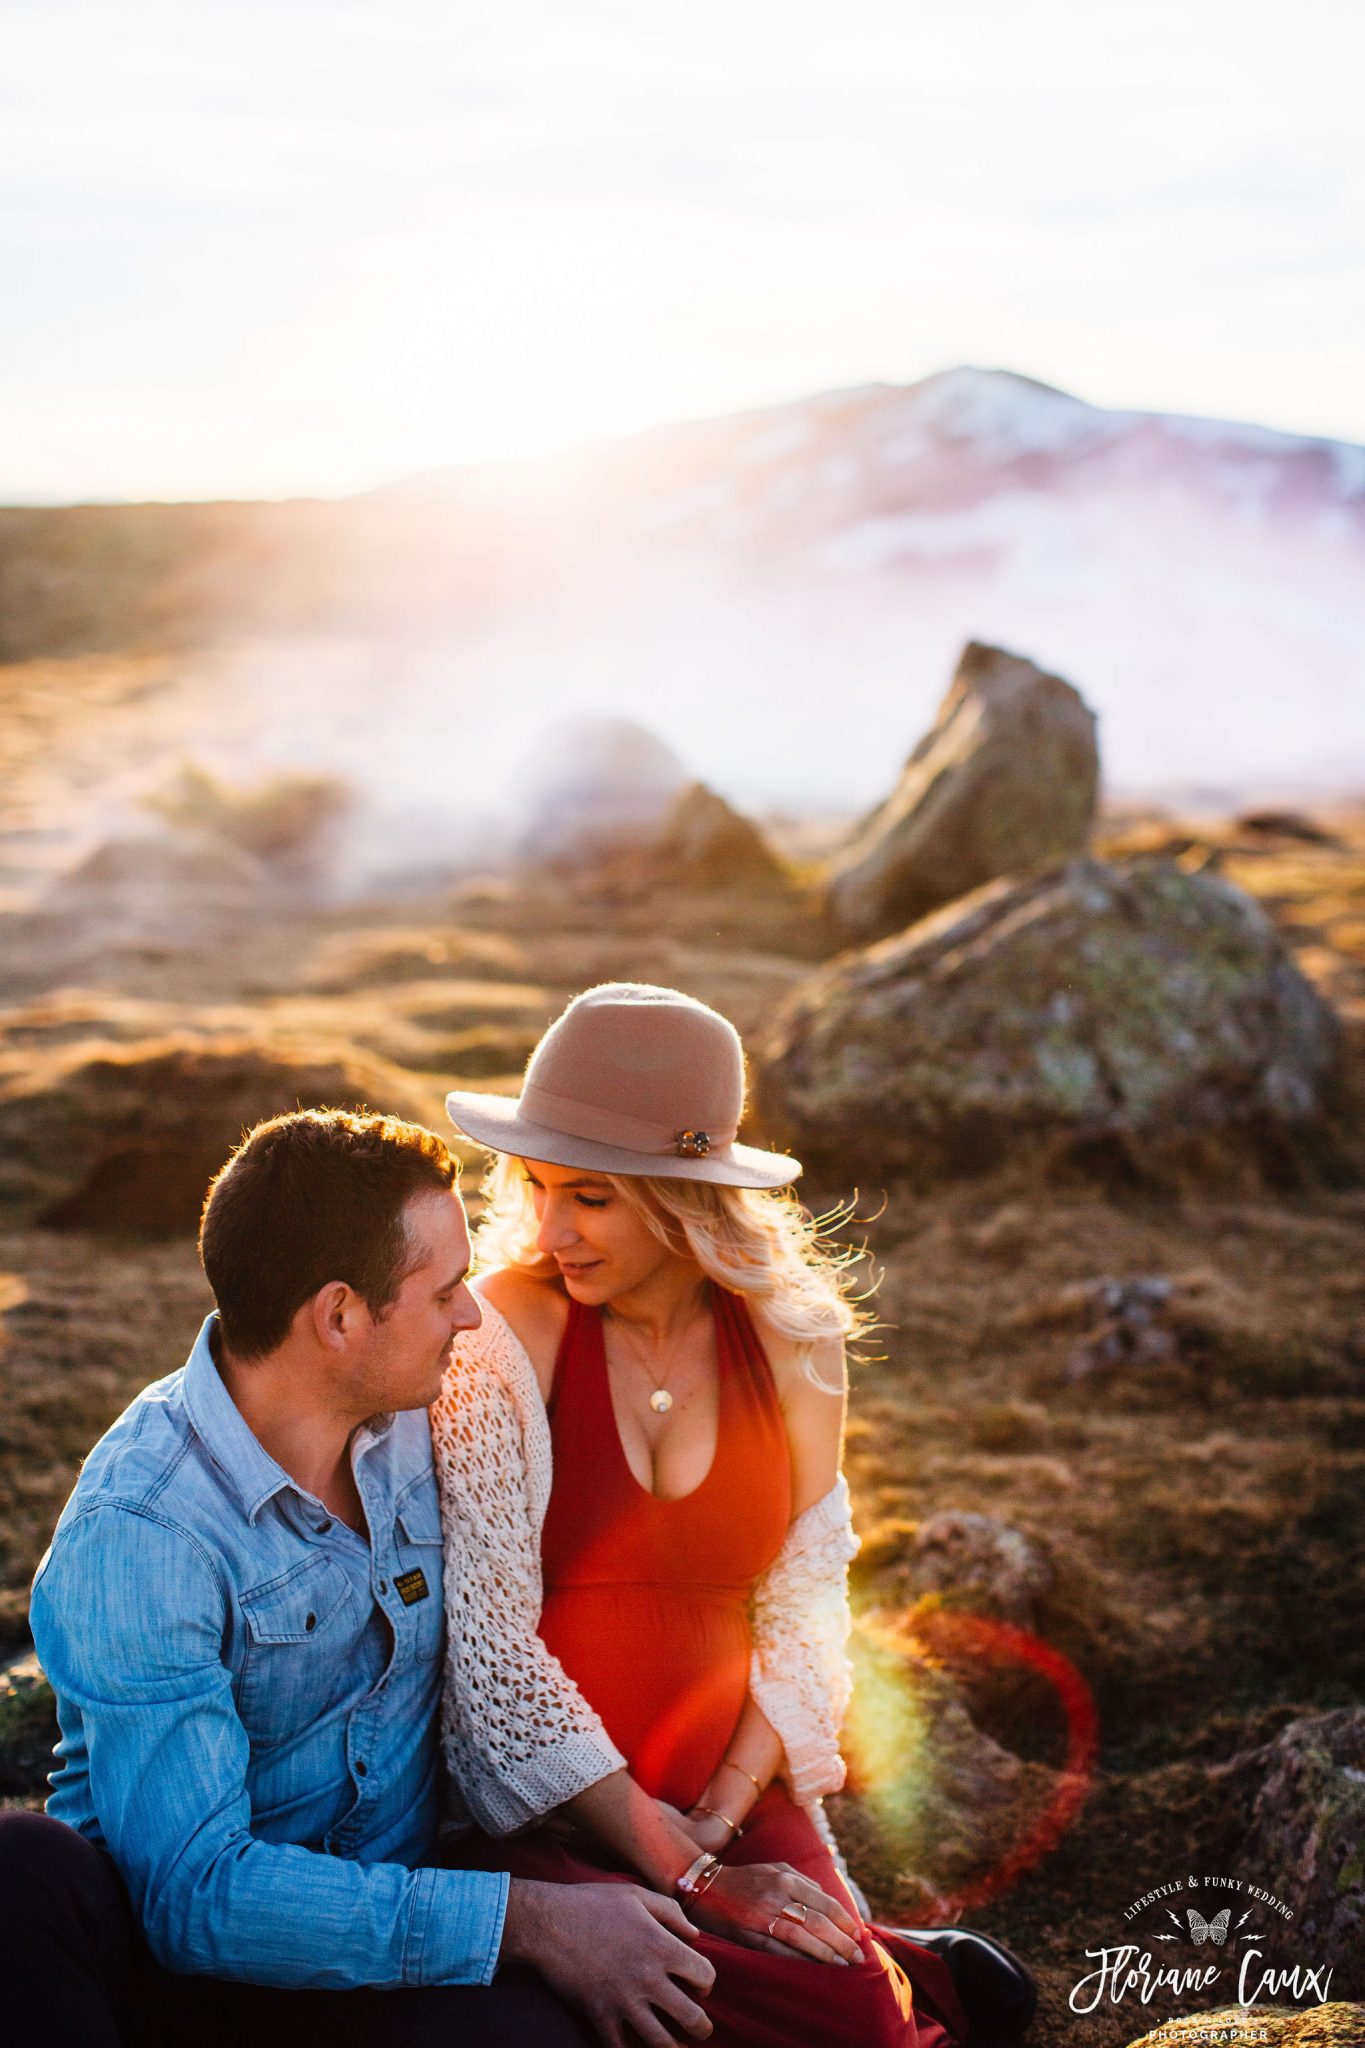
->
xmin=452 ymin=1287 xmax=483 ymax=1334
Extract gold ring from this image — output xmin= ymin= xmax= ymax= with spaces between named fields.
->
xmin=766 ymin=1913 xmax=782 ymax=1937
xmin=780 ymin=1901 xmax=809 ymax=1926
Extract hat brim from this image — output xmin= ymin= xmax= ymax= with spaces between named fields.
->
xmin=445 ymin=1089 xmax=801 ymax=1189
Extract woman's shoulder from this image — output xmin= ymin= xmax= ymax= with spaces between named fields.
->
xmin=745 ymin=1303 xmax=848 ymax=1520
xmin=473 ymin=1267 xmax=570 ymax=1396
xmin=746 ymin=1301 xmax=847 ymax=1401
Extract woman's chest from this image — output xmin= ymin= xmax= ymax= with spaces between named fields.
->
xmin=606 ymin=1355 xmax=722 ymax=1502
xmin=542 ymin=1395 xmax=792 ymax=1591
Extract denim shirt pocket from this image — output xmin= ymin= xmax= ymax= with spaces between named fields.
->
xmin=393 ymin=1481 xmax=445 ymax=1664
xmin=238 ymin=1552 xmax=357 ymax=1747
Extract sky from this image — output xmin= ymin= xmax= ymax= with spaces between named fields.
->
xmin=4 ymin=0 xmax=1364 ymax=502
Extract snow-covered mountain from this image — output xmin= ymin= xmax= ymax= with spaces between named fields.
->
xmin=375 ymin=367 xmax=1364 ymax=808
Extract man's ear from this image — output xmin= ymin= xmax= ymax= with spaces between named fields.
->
xmin=309 ymin=1282 xmax=364 ymax=1349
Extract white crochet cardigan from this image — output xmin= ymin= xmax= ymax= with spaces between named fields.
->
xmin=430 ymin=1300 xmax=859 ymax=1842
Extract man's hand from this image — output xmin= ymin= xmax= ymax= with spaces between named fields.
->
xmin=502 ymin=1877 xmax=715 ymax=2048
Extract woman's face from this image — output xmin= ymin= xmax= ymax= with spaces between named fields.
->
xmin=521 ymin=1159 xmax=684 ymax=1305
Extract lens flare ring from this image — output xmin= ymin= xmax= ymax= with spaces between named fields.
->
xmin=845 ymin=1609 xmax=1099 ymax=1916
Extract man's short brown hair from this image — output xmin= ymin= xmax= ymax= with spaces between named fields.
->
xmin=199 ymin=1109 xmax=459 ymax=1359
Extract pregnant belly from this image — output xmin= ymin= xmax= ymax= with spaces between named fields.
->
xmin=540 ymin=1581 xmax=753 ymax=1808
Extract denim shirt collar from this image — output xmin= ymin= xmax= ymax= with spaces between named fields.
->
xmin=181 ymin=1312 xmax=395 ymax=1526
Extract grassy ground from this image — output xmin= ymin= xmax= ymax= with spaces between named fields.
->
xmin=2 ymin=651 xmax=1363 ymax=2045
xmin=832 ymin=1176 xmax=1365 ymax=2043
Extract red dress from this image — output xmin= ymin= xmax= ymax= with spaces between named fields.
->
xmin=467 ymin=1288 xmax=968 ymax=2048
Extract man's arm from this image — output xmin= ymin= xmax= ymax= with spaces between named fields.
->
xmin=30 ymin=1503 xmax=507 ymax=1991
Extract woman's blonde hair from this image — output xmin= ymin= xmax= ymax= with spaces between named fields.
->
xmin=473 ymin=1152 xmax=874 ymax=1356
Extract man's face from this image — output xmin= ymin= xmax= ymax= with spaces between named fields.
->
xmin=346 ymin=1188 xmax=480 ymax=1416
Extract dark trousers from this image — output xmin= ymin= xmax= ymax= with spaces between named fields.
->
xmin=0 ymin=1810 xmax=594 ymax=2048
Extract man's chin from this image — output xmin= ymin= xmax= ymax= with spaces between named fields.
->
xmin=405 ymin=1370 xmax=448 ymax=1411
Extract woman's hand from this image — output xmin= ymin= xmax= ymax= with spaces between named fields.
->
xmin=656 ymin=1800 xmax=734 ymax=1859
xmin=686 ymin=1861 xmax=865 ymax=1966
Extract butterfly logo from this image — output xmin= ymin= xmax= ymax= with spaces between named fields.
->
xmin=1187 ymin=1909 xmax=1231 ymax=1946
xmin=1165 ymin=1905 xmax=1256 ymax=1946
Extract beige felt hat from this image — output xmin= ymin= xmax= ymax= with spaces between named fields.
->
xmin=445 ymin=982 xmax=801 ymax=1188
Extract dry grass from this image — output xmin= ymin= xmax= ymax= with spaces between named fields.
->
xmin=824 ymin=1173 xmax=1365 ymax=2041
xmin=6 ymin=1161 xmax=1358 ymax=2041
xmin=1 ymin=681 xmax=1363 ymax=2044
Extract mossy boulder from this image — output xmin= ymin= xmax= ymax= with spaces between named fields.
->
xmin=832 ymin=1627 xmax=1058 ymax=1918
xmin=755 ymin=858 xmax=1340 ymax=1184
xmin=900 ymin=1512 xmax=1053 ymax=1627
xmin=827 ymin=640 xmax=1098 ymax=942
xmin=1236 ymin=1708 xmax=1365 ymax=1964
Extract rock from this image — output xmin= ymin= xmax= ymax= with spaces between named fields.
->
xmin=833 ymin=1628 xmax=1060 ymax=1916
xmin=1235 ymin=1708 xmax=1365 ymax=1962
xmin=0 ymin=1651 xmax=56 ymax=1799
xmin=142 ymin=762 xmax=352 ymax=873
xmin=517 ymin=716 xmax=691 ymax=868
xmin=902 ymin=1512 xmax=1053 ymax=1625
xmin=755 ymin=857 xmax=1341 ymax=1184
xmin=49 ymin=830 xmax=269 ymax=921
xmin=0 ymin=1037 xmax=437 ymax=1236
xmin=645 ymin=783 xmax=791 ymax=891
xmin=827 ymin=641 xmax=1098 ymax=941
xmin=1059 ymin=1276 xmax=1180 ymax=1381
xmin=4 ymin=834 xmax=273 ymax=1006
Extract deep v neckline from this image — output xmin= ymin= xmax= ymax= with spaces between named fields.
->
xmin=593 ymin=1297 xmax=728 ymax=1507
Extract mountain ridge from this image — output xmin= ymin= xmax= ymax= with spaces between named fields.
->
xmin=376 ymin=364 xmax=1365 ymax=514
xmin=1 ymin=364 xmax=1361 ymax=803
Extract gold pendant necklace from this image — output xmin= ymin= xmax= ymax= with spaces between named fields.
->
xmin=605 ymin=1314 xmax=680 ymax=1415
xmin=626 ymin=1347 xmax=675 ymax=1414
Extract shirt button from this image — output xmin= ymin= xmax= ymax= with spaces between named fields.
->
xmin=378 ymin=1581 xmax=388 ymax=1595
xmin=305 ymin=1613 xmax=317 ymax=1632
xmin=355 ymin=1759 xmax=368 ymax=1778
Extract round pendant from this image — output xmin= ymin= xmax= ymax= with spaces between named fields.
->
xmin=650 ymin=1388 xmax=674 ymax=1414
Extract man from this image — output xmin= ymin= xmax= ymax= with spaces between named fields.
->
xmin=0 ymin=1108 xmax=714 ymax=2047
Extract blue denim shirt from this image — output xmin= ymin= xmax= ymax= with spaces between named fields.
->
xmin=29 ymin=1313 xmax=509 ymax=1990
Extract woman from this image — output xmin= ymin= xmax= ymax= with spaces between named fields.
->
xmin=430 ymin=982 xmax=971 ymax=2047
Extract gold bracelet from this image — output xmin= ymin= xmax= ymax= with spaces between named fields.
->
xmin=675 ymin=1851 xmax=722 ymax=1897
xmin=719 ymin=1760 xmax=764 ymax=1796
xmin=690 ymin=1803 xmax=744 ymax=1839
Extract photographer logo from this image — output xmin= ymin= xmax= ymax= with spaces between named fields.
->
xmin=1068 ymin=1873 xmax=1333 ymax=2022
